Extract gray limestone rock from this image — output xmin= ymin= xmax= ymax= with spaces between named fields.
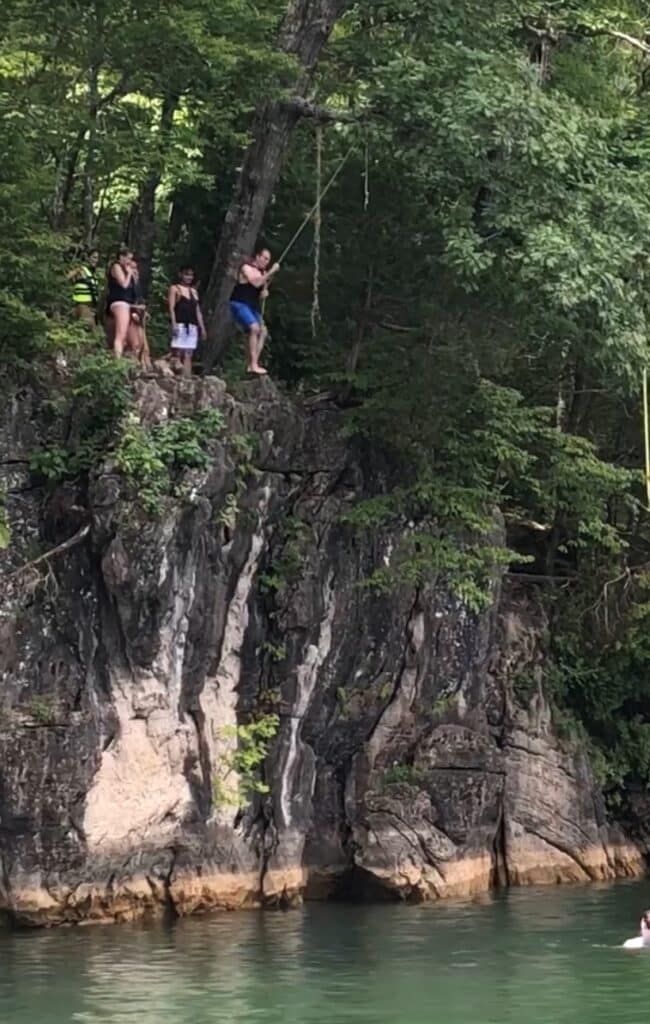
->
xmin=0 ymin=370 xmax=645 ymax=926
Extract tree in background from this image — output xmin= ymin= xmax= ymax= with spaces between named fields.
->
xmin=201 ymin=0 xmax=356 ymax=368
xmin=3 ymin=0 xmax=650 ymax=797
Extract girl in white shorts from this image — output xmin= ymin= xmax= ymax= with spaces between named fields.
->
xmin=167 ymin=265 xmax=206 ymax=377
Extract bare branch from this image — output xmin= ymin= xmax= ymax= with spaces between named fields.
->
xmin=377 ymin=320 xmax=418 ymax=333
xmin=591 ymin=28 xmax=650 ymax=55
xmin=504 ymin=572 xmax=575 ymax=584
xmin=522 ymin=17 xmax=650 ymax=56
xmin=4 ymin=524 xmax=90 ymax=582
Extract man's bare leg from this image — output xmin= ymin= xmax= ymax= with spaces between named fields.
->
xmin=112 ymin=304 xmax=130 ymax=358
xmin=255 ymin=324 xmax=268 ymax=365
xmin=247 ymin=324 xmax=267 ymax=375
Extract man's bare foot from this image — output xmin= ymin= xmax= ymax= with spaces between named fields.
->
xmin=247 ymin=366 xmax=268 ymax=376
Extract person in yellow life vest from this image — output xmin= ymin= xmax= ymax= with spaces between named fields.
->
xmin=69 ymin=249 xmax=100 ymax=326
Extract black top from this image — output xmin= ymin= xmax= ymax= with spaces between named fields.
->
xmin=231 ymin=276 xmax=262 ymax=312
xmin=174 ymin=288 xmax=199 ymax=325
xmin=107 ymin=269 xmax=136 ymax=305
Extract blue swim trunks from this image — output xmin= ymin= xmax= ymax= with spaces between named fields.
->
xmin=230 ymin=300 xmax=262 ymax=331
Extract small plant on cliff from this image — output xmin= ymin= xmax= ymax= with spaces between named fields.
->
xmin=381 ymin=762 xmax=425 ymax=789
xmin=229 ymin=432 xmax=257 ymax=468
xmin=431 ymin=692 xmax=455 ymax=720
xmin=71 ymin=351 xmax=133 ymax=424
xmin=157 ymin=409 xmax=226 ymax=470
xmin=216 ymin=492 xmax=240 ymax=531
xmin=262 ymin=640 xmax=287 ymax=663
xmin=0 ymin=487 xmax=10 ymax=549
xmin=115 ymin=407 xmax=225 ymax=514
xmin=259 ymin=516 xmax=309 ymax=595
xmin=25 ymin=695 xmax=56 ymax=725
xmin=511 ymin=670 xmax=540 ymax=706
xmin=212 ymin=714 xmax=279 ymax=808
xmin=214 ymin=434 xmax=260 ymax=534
xmin=114 ymin=417 xmax=167 ymax=512
xmin=377 ymin=679 xmax=393 ymax=702
xmin=29 ymin=444 xmax=70 ymax=483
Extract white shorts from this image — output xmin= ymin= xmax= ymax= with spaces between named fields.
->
xmin=171 ymin=323 xmax=199 ymax=351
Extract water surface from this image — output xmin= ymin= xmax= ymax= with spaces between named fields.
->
xmin=2 ymin=881 xmax=650 ymax=1023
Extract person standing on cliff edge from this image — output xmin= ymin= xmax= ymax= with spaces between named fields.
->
xmin=229 ymin=248 xmax=280 ymax=376
xmin=168 ymin=265 xmax=206 ymax=377
xmin=69 ymin=248 xmax=100 ymax=327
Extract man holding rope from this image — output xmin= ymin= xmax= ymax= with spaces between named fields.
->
xmin=230 ymin=248 xmax=280 ymax=376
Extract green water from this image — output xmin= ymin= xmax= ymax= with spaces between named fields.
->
xmin=2 ymin=882 xmax=650 ymax=1023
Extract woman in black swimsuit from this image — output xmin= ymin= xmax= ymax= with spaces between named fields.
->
xmin=107 ymin=246 xmax=136 ymax=358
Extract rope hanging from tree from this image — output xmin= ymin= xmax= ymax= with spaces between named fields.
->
xmin=278 ymin=143 xmax=354 ymax=265
xmin=364 ymin=128 xmax=370 ymax=212
xmin=261 ymin=136 xmax=356 ymax=319
xmin=260 ymin=141 xmax=354 ymax=319
xmin=311 ymin=125 xmax=323 ymax=338
xmin=643 ymin=368 xmax=650 ymax=509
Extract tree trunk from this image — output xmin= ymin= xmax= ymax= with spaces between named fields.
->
xmin=93 ymin=171 xmax=114 ymax=239
xmin=129 ymin=93 xmax=179 ymax=298
xmin=60 ymin=132 xmax=86 ymax=228
xmin=202 ymin=0 xmax=352 ymax=371
xmin=547 ymin=358 xmax=592 ymax=576
xmin=51 ymin=128 xmax=85 ymax=229
xmin=82 ymin=0 xmax=108 ymax=248
xmin=82 ymin=61 xmax=100 ymax=248
xmin=347 ymin=261 xmax=374 ymax=376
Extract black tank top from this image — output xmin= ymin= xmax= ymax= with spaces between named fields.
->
xmin=231 ymin=277 xmax=262 ymax=312
xmin=174 ymin=288 xmax=199 ymax=325
xmin=107 ymin=268 xmax=136 ymax=305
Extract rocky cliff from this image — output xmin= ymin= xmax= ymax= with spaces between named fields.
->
xmin=0 ymin=370 xmax=646 ymax=926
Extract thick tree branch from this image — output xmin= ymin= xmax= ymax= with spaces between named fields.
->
xmin=574 ymin=26 xmax=650 ymax=55
xmin=522 ymin=17 xmax=650 ymax=56
xmin=283 ymin=97 xmax=361 ymax=123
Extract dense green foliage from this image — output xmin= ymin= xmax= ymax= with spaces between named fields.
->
xmin=115 ymin=406 xmax=225 ymax=512
xmin=29 ymin=351 xmax=133 ymax=480
xmin=27 ymin=349 xmax=225 ymax=513
xmin=3 ymin=0 xmax=650 ymax=802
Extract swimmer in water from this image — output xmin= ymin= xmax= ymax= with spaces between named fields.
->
xmin=623 ymin=910 xmax=650 ymax=949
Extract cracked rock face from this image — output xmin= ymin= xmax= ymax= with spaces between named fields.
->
xmin=0 ymin=373 xmax=646 ymax=926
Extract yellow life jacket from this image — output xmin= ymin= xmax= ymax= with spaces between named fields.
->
xmin=72 ymin=266 xmax=100 ymax=305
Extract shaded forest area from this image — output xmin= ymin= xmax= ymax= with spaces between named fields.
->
xmin=3 ymin=0 xmax=650 ymax=805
